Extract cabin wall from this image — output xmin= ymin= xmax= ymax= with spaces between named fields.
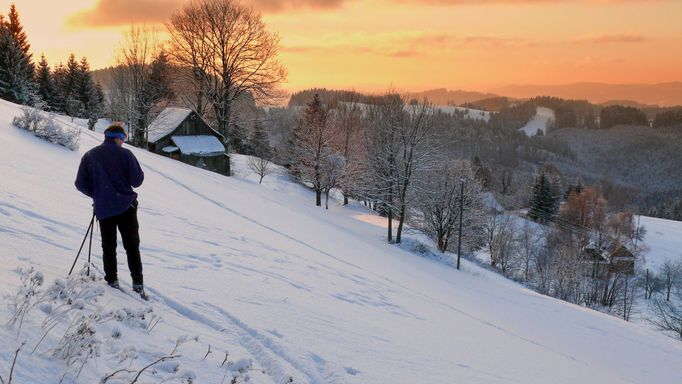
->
xmin=180 ymin=154 xmax=231 ymax=176
xmin=148 ymin=111 xmax=230 ymax=175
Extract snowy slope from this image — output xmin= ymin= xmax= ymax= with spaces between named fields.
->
xmin=1 ymin=99 xmax=681 ymax=383
xmin=519 ymin=106 xmax=554 ymax=137
xmin=435 ymin=105 xmax=491 ymax=121
xmin=640 ymin=215 xmax=682 ymax=270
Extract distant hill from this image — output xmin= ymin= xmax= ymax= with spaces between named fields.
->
xmin=492 ymin=82 xmax=682 ymax=107
xmin=410 ymin=88 xmax=499 ymax=106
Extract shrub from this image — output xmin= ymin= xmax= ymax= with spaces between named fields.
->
xmin=13 ymin=106 xmax=80 ymax=150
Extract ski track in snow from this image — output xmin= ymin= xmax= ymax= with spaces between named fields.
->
xmin=147 ymin=286 xmax=345 ymax=384
xmin=142 ymin=161 xmax=365 ymax=272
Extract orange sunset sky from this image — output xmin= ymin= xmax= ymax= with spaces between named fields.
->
xmin=2 ymin=0 xmax=681 ymax=93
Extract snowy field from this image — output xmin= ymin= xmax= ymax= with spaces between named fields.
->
xmin=1 ymin=99 xmax=681 ymax=383
xmin=435 ymin=105 xmax=491 ymax=121
xmin=519 ymin=106 xmax=554 ymax=137
xmin=640 ymin=215 xmax=682 ymax=270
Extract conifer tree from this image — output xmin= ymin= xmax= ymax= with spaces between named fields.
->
xmin=249 ymin=120 xmax=272 ymax=159
xmin=51 ymin=62 xmax=67 ymax=113
xmin=528 ymin=172 xmax=557 ymax=223
xmin=56 ymin=54 xmax=82 ymax=117
xmin=35 ymin=54 xmax=55 ymax=108
xmin=0 ymin=5 xmax=34 ymax=104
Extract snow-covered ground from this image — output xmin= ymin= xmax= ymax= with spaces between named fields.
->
xmin=1 ymin=99 xmax=681 ymax=383
xmin=435 ymin=105 xmax=491 ymax=121
xmin=640 ymin=215 xmax=682 ymax=270
xmin=519 ymin=106 xmax=554 ymax=137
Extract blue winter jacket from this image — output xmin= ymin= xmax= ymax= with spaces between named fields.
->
xmin=75 ymin=138 xmax=144 ymax=220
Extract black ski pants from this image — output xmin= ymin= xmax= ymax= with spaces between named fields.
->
xmin=100 ymin=204 xmax=143 ymax=285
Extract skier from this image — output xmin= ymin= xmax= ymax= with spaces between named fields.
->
xmin=75 ymin=124 xmax=147 ymax=299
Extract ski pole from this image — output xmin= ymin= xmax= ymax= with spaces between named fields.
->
xmin=68 ymin=213 xmax=95 ymax=276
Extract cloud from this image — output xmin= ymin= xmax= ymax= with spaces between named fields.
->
xmin=395 ymin=0 xmax=663 ymax=4
xmin=69 ymin=0 xmax=349 ymax=27
xmin=280 ymin=32 xmax=537 ymax=59
xmin=574 ymin=56 xmax=625 ymax=66
xmin=411 ymin=34 xmax=538 ymax=48
xmin=250 ymin=0 xmax=346 ymax=12
xmin=69 ymin=0 xmax=186 ymax=27
xmin=571 ymin=32 xmax=648 ymax=44
xmin=70 ymin=0 xmax=666 ymax=28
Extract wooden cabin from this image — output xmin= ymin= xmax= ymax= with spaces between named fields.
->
xmin=607 ymin=243 xmax=636 ymax=275
xmin=581 ymin=242 xmax=636 ymax=278
xmin=147 ymin=107 xmax=230 ymax=175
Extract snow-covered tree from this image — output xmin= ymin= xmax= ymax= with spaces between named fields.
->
xmin=660 ymin=260 xmax=682 ymax=302
xmin=320 ymin=152 xmax=346 ymax=210
xmin=0 ymin=5 xmax=34 ymax=104
xmin=291 ymin=94 xmax=339 ymax=207
xmin=35 ymin=54 xmax=55 ymax=109
xmin=417 ymin=160 xmax=486 ymax=254
xmin=248 ymin=120 xmax=274 ymax=184
xmin=363 ymin=94 xmax=437 ymax=243
xmin=528 ymin=172 xmax=557 ymax=223
xmin=333 ymin=95 xmax=365 ymax=205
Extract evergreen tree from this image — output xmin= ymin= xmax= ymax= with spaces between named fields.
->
xmin=249 ymin=120 xmax=272 ymax=159
xmin=77 ymin=56 xmax=102 ymax=122
xmin=0 ymin=5 xmax=34 ymax=104
xmin=6 ymin=5 xmax=30 ymax=55
xmin=51 ymin=62 xmax=67 ymax=113
xmin=229 ymin=121 xmax=250 ymax=154
xmin=146 ymin=50 xmax=174 ymax=103
xmin=35 ymin=54 xmax=55 ymax=108
xmin=528 ymin=172 xmax=557 ymax=223
xmin=62 ymin=54 xmax=82 ymax=118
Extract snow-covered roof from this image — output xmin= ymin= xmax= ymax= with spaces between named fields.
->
xmin=162 ymin=146 xmax=179 ymax=153
xmin=171 ymin=135 xmax=225 ymax=156
xmin=147 ymin=107 xmax=193 ymax=143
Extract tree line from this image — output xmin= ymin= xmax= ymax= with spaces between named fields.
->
xmin=0 ymin=5 xmax=103 ymax=128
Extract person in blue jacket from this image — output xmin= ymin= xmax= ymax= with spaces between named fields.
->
xmin=75 ymin=124 xmax=146 ymax=298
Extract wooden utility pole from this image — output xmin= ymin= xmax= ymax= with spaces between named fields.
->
xmin=457 ymin=179 xmax=464 ymax=270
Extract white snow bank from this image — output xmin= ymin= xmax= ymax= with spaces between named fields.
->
xmin=519 ymin=106 xmax=554 ymax=137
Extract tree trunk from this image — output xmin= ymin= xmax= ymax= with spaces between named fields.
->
xmin=316 ymin=189 xmax=322 ymax=207
xmin=343 ymin=194 xmax=349 ymax=205
xmin=387 ymin=210 xmax=393 ymax=243
xmin=396 ymin=204 xmax=406 ymax=244
xmin=325 ymin=190 xmax=330 ymax=210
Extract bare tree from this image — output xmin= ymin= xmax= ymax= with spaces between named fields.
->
xmin=248 ymin=156 xmax=271 ymax=184
xmin=394 ymin=99 xmax=437 ymax=243
xmin=363 ymin=94 xmax=436 ymax=243
xmin=490 ymin=214 xmax=517 ymax=275
xmin=333 ymin=93 xmax=364 ymax=205
xmin=166 ymin=0 xmax=287 ymax=155
xmin=112 ymin=25 xmax=174 ymax=147
xmin=660 ymin=260 xmax=682 ymax=301
xmin=320 ymin=152 xmax=346 ymax=209
xmin=291 ymin=94 xmax=339 ymax=206
xmin=363 ymin=94 xmax=402 ymax=242
xmin=649 ymin=295 xmax=682 ymax=339
xmin=417 ymin=160 xmax=485 ymax=253
xmin=517 ymin=221 xmax=542 ymax=281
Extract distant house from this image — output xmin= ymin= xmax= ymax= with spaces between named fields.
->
xmin=606 ymin=243 xmax=636 ymax=275
xmin=147 ymin=107 xmax=230 ymax=175
xmin=580 ymin=242 xmax=636 ymax=278
xmin=580 ymin=247 xmax=610 ymax=279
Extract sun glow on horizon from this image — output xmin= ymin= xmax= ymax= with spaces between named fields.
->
xmin=2 ymin=0 xmax=681 ymax=94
